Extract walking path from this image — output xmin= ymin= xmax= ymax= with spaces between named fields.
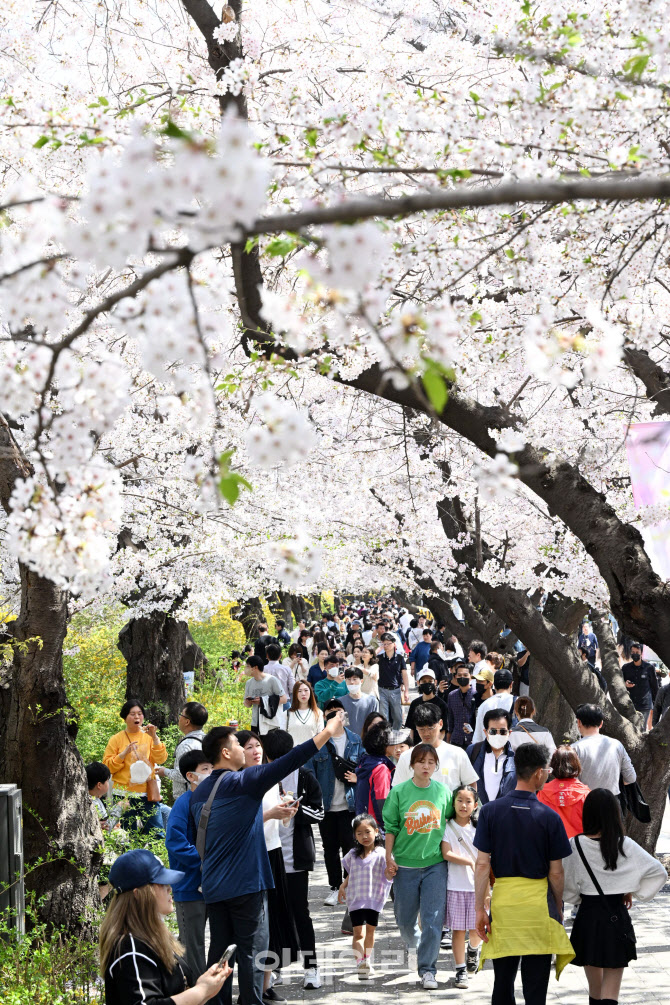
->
xmin=267 ymin=860 xmax=670 ymax=1004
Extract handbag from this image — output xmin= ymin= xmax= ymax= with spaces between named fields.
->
xmin=328 ymin=743 xmax=357 ymax=783
xmin=125 ymin=731 xmax=162 ymax=803
xmin=574 ymin=835 xmax=636 ymax=948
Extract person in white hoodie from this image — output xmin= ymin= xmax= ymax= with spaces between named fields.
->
xmin=563 ymin=788 xmax=667 ymax=1005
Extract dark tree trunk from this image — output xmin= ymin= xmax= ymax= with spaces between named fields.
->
xmin=291 ymin=594 xmax=308 ymax=624
xmin=529 ymin=659 xmax=578 ymax=746
xmin=0 ymin=566 xmax=102 ymax=933
xmin=268 ymin=590 xmax=294 ymax=628
xmin=308 ymin=593 xmax=322 ymax=618
xmin=118 ymin=613 xmax=199 ymax=730
xmin=231 ymin=597 xmax=264 ymax=640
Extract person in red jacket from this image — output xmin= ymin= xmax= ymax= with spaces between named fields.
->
xmin=537 ymin=745 xmax=590 ymax=838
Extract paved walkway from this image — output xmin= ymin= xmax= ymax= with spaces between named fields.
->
xmin=259 ymin=857 xmax=670 ymax=1004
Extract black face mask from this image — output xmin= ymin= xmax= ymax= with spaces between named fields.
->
xmin=419 ymin=683 xmax=436 ymax=695
xmin=456 ymin=677 xmax=470 ymax=687
xmin=475 ymin=682 xmax=487 ymax=696
xmin=632 ymin=653 xmax=642 ymax=662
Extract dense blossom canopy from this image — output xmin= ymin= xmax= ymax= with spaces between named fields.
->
xmin=1 ymin=0 xmax=669 ymax=620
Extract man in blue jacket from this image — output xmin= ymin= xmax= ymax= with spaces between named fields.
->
xmin=191 ymin=715 xmax=339 ymax=1005
xmin=467 ymin=709 xmax=516 ymax=805
xmin=165 ymin=748 xmax=213 ymax=976
xmin=409 ymin=628 xmax=434 ymax=680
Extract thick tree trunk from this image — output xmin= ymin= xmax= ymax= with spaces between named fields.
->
xmin=291 ymin=594 xmax=308 ymax=624
xmin=308 ymin=593 xmax=323 ymax=618
xmin=231 ymin=597 xmax=264 ymax=640
xmin=118 ymin=613 xmax=199 ymax=730
xmin=0 ymin=566 xmax=101 ymax=933
xmin=267 ymin=590 xmax=294 ymax=629
xmin=529 ymin=659 xmax=578 ymax=746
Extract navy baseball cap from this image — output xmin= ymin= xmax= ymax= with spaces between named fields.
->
xmin=109 ymin=849 xmax=184 ymax=894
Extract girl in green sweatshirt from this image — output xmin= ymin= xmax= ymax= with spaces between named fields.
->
xmin=382 ymin=743 xmax=453 ymax=989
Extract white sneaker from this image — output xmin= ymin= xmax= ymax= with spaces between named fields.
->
xmin=357 ymin=956 xmax=371 ymax=980
xmin=324 ymin=888 xmax=339 ymax=906
xmin=303 ymin=967 xmax=322 ymax=989
xmin=271 ymin=972 xmax=283 ymax=986
xmin=421 ymin=972 xmax=438 ymax=990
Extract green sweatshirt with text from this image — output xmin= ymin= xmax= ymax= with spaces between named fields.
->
xmin=383 ymin=777 xmax=453 ymax=868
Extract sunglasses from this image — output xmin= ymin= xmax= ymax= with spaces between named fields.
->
xmin=487 ymin=728 xmax=509 ymax=736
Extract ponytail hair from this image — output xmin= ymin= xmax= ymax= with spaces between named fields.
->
xmin=514 ymin=696 xmax=535 ymax=719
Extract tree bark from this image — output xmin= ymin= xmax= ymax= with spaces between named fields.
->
xmin=118 ymin=613 xmax=200 ymax=730
xmin=0 ymin=416 xmax=101 ymax=933
xmin=230 ymin=597 xmax=265 ymax=640
xmin=0 ymin=566 xmax=102 ymax=933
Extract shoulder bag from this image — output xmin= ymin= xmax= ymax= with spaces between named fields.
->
xmin=196 ymin=773 xmax=226 ymax=860
xmin=574 ymin=835 xmax=636 ymax=948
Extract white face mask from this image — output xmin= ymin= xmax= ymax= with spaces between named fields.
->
xmin=487 ymin=733 xmax=508 ymax=750
xmin=328 ymin=667 xmax=341 ymax=677
xmin=193 ymin=771 xmax=211 ymax=783
xmin=346 ymin=682 xmax=362 ymax=694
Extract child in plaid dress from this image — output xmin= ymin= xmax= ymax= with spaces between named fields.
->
xmin=338 ymin=813 xmax=393 ymax=979
xmin=441 ymin=785 xmax=482 ymax=989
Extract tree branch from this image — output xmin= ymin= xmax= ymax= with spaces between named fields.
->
xmin=623 ymin=343 xmax=670 ymax=416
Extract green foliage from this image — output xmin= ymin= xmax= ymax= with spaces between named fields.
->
xmin=0 ymin=894 xmax=103 ymax=1004
xmin=218 ymin=449 xmax=252 ymax=506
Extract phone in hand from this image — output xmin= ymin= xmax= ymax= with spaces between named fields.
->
xmin=218 ymin=944 xmax=237 ymax=967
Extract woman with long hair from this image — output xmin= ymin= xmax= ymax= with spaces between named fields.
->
xmin=101 ymin=848 xmax=229 ymax=1004
xmin=236 ymin=730 xmax=301 ymax=999
xmin=360 ymin=646 xmax=380 ymax=699
xmin=563 ymin=788 xmax=667 ymax=1005
xmin=537 ymin=746 xmax=590 ymax=838
xmin=346 ymin=630 xmax=365 ymax=656
xmin=509 ymin=696 xmax=556 ymax=755
xmin=287 ymin=680 xmax=324 ymax=744
xmin=284 ymin=643 xmax=309 ymax=683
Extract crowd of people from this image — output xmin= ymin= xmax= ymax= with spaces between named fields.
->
xmin=88 ymin=598 xmax=669 ymax=1005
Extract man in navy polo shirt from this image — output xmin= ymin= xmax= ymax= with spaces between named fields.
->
xmin=192 ymin=717 xmax=339 ymax=1005
xmin=473 ymin=743 xmax=573 ymax=1004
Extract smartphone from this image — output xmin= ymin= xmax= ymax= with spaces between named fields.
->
xmin=218 ymin=944 xmax=237 ymax=967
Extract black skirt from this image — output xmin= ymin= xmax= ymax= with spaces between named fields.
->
xmin=570 ymin=894 xmax=637 ymax=968
xmin=261 ymin=846 xmax=301 ymax=969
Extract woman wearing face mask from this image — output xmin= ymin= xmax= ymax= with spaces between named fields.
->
xmin=314 ymin=656 xmax=348 ymax=709
xmin=404 ymin=670 xmax=449 ymax=745
xmin=237 ymin=731 xmax=301 ymax=1000
xmin=466 ymin=709 xmax=516 ymax=804
xmin=472 ymin=667 xmax=494 ymax=713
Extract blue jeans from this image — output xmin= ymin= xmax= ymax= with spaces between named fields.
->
xmin=379 ymin=687 xmax=403 ymax=729
xmin=120 ymin=795 xmax=164 ymax=834
xmin=393 ymin=861 xmax=448 ymax=976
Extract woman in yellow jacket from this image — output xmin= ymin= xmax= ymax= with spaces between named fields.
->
xmin=103 ymin=698 xmax=168 ymax=833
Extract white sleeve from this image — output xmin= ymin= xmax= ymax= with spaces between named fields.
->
xmin=456 ymin=748 xmax=480 ymax=787
xmin=452 ymin=640 xmax=464 ymax=659
xmin=472 ymin=703 xmax=487 ymax=744
xmin=562 ymin=843 xmax=581 ymax=905
xmin=391 ymin=752 xmax=411 ymax=787
xmin=627 ymin=840 xmax=668 ymax=901
xmin=619 ymin=743 xmax=637 ymax=784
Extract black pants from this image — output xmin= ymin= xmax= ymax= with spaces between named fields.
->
xmin=285 ymin=871 xmax=317 ymax=969
xmin=492 ymin=955 xmax=552 ymax=1005
xmin=319 ymin=809 xmax=354 ymax=888
xmin=207 ymin=891 xmax=269 ymax=1005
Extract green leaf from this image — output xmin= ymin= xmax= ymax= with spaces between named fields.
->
xmin=422 ymin=367 xmax=448 ymax=413
xmin=265 ymin=236 xmax=297 ymax=258
xmin=161 ymin=119 xmax=193 ymax=140
xmin=33 ymin=136 xmax=49 ymax=149
xmin=304 ymin=128 xmax=318 ymax=148
xmin=218 ymin=450 xmax=252 ymax=506
xmin=504 ymin=248 xmax=515 ymax=259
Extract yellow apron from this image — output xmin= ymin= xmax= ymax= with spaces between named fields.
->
xmin=480 ymin=876 xmax=575 ymax=978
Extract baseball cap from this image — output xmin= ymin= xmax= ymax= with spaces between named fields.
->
xmin=475 ymin=667 xmax=495 ymax=683
xmin=109 ymin=849 xmax=184 ymax=894
xmin=417 ymin=669 xmax=436 ymax=680
xmin=388 ymin=727 xmax=412 ymax=745
xmin=494 ymin=668 xmax=514 ymax=688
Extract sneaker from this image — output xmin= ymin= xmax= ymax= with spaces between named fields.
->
xmin=420 ymin=972 xmax=438 ymax=990
xmin=357 ymin=956 xmax=372 ymax=980
xmin=270 ymin=972 xmax=283 ymax=986
xmin=324 ymin=888 xmax=339 ymax=907
xmin=466 ymin=946 xmax=481 ymax=973
xmin=440 ymin=928 xmax=452 ymax=949
xmin=454 ymin=968 xmax=468 ymax=989
xmin=263 ymin=990 xmax=286 ymax=1003
xmin=303 ymin=967 xmax=322 ymax=990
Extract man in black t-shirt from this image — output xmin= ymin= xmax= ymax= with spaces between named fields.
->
xmin=377 ymin=633 xmax=410 ymax=729
xmin=253 ymin=623 xmax=277 ymax=665
xmin=622 ymin=641 xmax=659 ymax=728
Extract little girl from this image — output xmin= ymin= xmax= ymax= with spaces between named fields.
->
xmin=441 ymin=785 xmax=482 ymax=989
xmin=338 ymin=813 xmax=392 ymax=979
